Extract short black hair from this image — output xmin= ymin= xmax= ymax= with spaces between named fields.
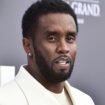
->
xmin=22 ymin=0 xmax=78 ymax=38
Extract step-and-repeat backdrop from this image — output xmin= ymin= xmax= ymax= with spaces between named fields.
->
xmin=0 ymin=0 xmax=104 ymax=105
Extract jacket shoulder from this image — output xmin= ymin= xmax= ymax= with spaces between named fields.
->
xmin=0 ymin=80 xmax=27 ymax=105
xmin=71 ymin=86 xmax=95 ymax=105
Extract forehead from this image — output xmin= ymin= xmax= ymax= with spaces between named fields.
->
xmin=37 ymin=13 xmax=77 ymax=32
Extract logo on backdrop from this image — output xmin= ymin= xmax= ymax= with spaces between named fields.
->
xmin=64 ymin=0 xmax=101 ymax=24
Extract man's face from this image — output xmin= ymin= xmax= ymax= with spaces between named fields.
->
xmin=33 ymin=13 xmax=77 ymax=84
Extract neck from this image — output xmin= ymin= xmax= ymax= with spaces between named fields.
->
xmin=44 ymin=82 xmax=65 ymax=93
xmin=25 ymin=64 xmax=65 ymax=93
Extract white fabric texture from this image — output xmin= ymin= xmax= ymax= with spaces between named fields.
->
xmin=0 ymin=66 xmax=95 ymax=105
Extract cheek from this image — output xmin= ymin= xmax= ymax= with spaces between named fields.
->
xmin=38 ymin=43 xmax=56 ymax=61
xmin=70 ymin=44 xmax=77 ymax=59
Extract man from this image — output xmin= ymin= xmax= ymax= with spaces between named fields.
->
xmin=0 ymin=0 xmax=95 ymax=105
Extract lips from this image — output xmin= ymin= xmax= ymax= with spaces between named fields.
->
xmin=53 ymin=56 xmax=71 ymax=71
xmin=55 ymin=56 xmax=70 ymax=64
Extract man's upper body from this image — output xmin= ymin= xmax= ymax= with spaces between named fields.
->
xmin=0 ymin=0 xmax=95 ymax=105
xmin=0 ymin=66 xmax=95 ymax=105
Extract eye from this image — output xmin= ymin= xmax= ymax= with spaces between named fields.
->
xmin=47 ymin=32 xmax=57 ymax=42
xmin=66 ymin=34 xmax=76 ymax=43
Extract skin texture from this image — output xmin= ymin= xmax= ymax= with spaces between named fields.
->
xmin=23 ymin=13 xmax=77 ymax=93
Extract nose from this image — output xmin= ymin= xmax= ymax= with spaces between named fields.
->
xmin=56 ymin=40 xmax=69 ymax=54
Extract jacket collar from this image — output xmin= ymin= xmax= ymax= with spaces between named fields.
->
xmin=15 ymin=65 xmax=75 ymax=105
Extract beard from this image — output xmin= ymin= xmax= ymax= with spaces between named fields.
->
xmin=34 ymin=46 xmax=74 ymax=84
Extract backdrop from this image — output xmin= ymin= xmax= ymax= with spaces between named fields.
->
xmin=0 ymin=0 xmax=105 ymax=105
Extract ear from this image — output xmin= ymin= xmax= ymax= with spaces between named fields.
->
xmin=22 ymin=37 xmax=33 ymax=55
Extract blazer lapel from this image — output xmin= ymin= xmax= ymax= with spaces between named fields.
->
xmin=15 ymin=66 xmax=61 ymax=105
xmin=64 ymin=81 xmax=76 ymax=105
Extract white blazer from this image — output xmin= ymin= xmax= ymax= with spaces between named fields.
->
xmin=0 ymin=66 xmax=95 ymax=105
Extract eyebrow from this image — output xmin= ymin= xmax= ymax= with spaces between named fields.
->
xmin=45 ymin=30 xmax=58 ymax=35
xmin=67 ymin=31 xmax=77 ymax=36
xmin=45 ymin=30 xmax=77 ymax=37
